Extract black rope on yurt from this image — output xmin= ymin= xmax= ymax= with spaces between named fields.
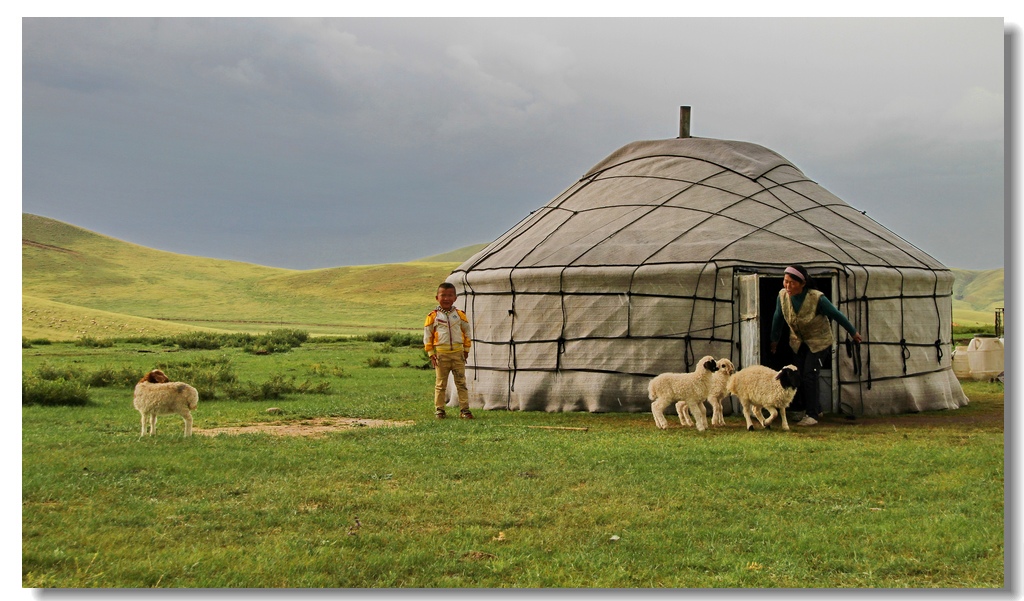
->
xmin=506 ymin=266 xmax=517 ymax=410
xmin=897 ymin=267 xmax=909 ymax=375
xmin=458 ymin=271 xmax=480 ymax=387
xmin=931 ymin=270 xmax=944 ymax=363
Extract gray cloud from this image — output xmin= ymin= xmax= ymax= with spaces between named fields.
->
xmin=22 ymin=17 xmax=1005 ymax=269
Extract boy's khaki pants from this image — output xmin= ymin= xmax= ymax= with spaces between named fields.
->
xmin=434 ymin=352 xmax=469 ymax=411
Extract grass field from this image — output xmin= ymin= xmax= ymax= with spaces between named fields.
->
xmin=21 ymin=336 xmax=1004 ymax=588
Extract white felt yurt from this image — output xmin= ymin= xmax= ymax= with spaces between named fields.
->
xmin=447 ymin=125 xmax=969 ymax=417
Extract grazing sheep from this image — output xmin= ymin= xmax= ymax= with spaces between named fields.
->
xmin=726 ymin=364 xmax=802 ymax=431
xmin=133 ymin=369 xmax=199 ymax=437
xmin=648 ymin=355 xmax=720 ymax=432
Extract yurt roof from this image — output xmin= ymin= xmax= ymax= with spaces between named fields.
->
xmin=459 ymin=136 xmax=946 ymax=275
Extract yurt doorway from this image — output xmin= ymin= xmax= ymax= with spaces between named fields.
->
xmin=736 ymin=272 xmax=838 ymax=414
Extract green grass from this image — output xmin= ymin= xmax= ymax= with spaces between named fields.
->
xmin=22 ymin=340 xmax=1004 ymax=588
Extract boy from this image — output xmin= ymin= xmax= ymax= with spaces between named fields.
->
xmin=423 ymin=282 xmax=473 ymax=419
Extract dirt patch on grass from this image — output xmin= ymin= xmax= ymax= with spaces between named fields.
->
xmin=194 ymin=417 xmax=415 ymax=437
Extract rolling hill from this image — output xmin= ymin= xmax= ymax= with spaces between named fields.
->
xmin=22 ymin=213 xmax=1004 ymax=340
xmin=22 ymin=214 xmax=462 ymax=340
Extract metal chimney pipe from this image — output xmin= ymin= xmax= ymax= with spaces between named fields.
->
xmin=678 ymin=106 xmax=691 ymax=138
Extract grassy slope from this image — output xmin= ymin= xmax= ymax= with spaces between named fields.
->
xmin=416 ymin=243 xmax=489 ymax=262
xmin=22 ymin=213 xmax=1004 ymax=338
xmin=22 ymin=214 xmax=459 ymax=339
xmin=950 ymin=268 xmax=1005 ymax=327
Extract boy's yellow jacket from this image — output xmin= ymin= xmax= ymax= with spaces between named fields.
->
xmin=423 ymin=307 xmax=472 ymax=356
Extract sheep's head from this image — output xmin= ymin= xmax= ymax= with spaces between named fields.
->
xmin=141 ymin=369 xmax=170 ymax=384
xmin=775 ymin=365 xmax=801 ymax=389
xmin=698 ymin=355 xmax=718 ymax=373
xmin=716 ymin=358 xmax=735 ymax=376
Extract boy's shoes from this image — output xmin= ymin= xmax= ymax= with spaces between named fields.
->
xmin=459 ymin=409 xmax=474 ymax=420
xmin=435 ymin=409 xmax=446 ymax=419
xmin=796 ymin=416 xmax=818 ymax=426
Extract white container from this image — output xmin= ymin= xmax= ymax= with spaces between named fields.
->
xmin=952 ymin=345 xmax=972 ymax=380
xmin=967 ymin=335 xmax=1004 ymax=381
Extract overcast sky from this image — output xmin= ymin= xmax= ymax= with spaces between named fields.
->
xmin=21 ymin=17 xmax=1007 ymax=270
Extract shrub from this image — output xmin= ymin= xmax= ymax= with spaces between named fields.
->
xmin=221 ymin=375 xmax=330 ymax=402
xmin=85 ymin=365 xmax=141 ymax=388
xmin=36 ymin=361 xmax=83 ymax=382
xmin=266 ymin=329 xmax=309 ymax=346
xmin=389 ymin=332 xmax=421 ymax=347
xmin=296 ymin=380 xmax=332 ymax=395
xmin=75 ymin=336 xmax=113 ymax=348
xmin=365 ymin=331 xmax=420 ymax=347
xmin=243 ymin=329 xmax=310 ymax=355
xmin=175 ymin=332 xmax=224 ymax=350
xmin=365 ymin=331 xmax=396 ymax=343
xmin=308 ymin=363 xmax=348 ymax=378
xmin=158 ymin=356 xmax=238 ymax=400
xmin=23 ymin=376 xmax=90 ymax=406
xmin=402 ymin=351 xmax=434 ymax=370
xmin=366 ymin=355 xmax=392 ymax=368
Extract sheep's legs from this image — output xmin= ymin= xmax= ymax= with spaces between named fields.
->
xmin=182 ymin=412 xmax=193 ymax=437
xmin=139 ymin=412 xmax=148 ymax=436
xmin=686 ymin=401 xmax=707 ymax=432
xmin=763 ymin=407 xmax=779 ymax=430
xmin=778 ymin=410 xmax=790 ymax=431
xmin=751 ymin=406 xmax=767 ymax=428
xmin=673 ymin=401 xmax=694 ymax=428
xmin=708 ymin=397 xmax=725 ymax=426
xmin=651 ymin=398 xmax=673 ymax=430
xmin=740 ymin=402 xmax=755 ymax=431
xmin=741 ymin=402 xmax=768 ymax=431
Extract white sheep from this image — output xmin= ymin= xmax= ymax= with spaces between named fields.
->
xmin=648 ymin=355 xmax=721 ymax=432
xmin=726 ymin=364 xmax=802 ymax=431
xmin=673 ymin=357 xmax=735 ymax=428
xmin=133 ymin=369 xmax=199 ymax=437
xmin=707 ymin=358 xmax=736 ymax=427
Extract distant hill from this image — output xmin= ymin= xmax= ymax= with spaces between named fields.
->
xmin=22 ymin=213 xmax=1004 ymax=339
xmin=416 ymin=244 xmax=489 ymax=263
xmin=950 ymin=267 xmax=1005 ymax=327
xmin=22 ymin=213 xmax=459 ymax=340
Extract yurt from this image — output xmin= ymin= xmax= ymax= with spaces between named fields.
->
xmin=447 ymin=115 xmax=969 ymax=417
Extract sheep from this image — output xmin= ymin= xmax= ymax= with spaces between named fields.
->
xmin=726 ymin=364 xmax=802 ymax=431
xmin=648 ymin=355 xmax=720 ymax=432
xmin=672 ymin=357 xmax=735 ymax=428
xmin=133 ymin=369 xmax=199 ymax=437
xmin=707 ymin=358 xmax=736 ymax=427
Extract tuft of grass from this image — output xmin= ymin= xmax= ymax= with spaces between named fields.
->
xmin=366 ymin=355 xmax=392 ymax=368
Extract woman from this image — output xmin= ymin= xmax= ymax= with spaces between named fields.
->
xmin=770 ymin=265 xmax=862 ymax=426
